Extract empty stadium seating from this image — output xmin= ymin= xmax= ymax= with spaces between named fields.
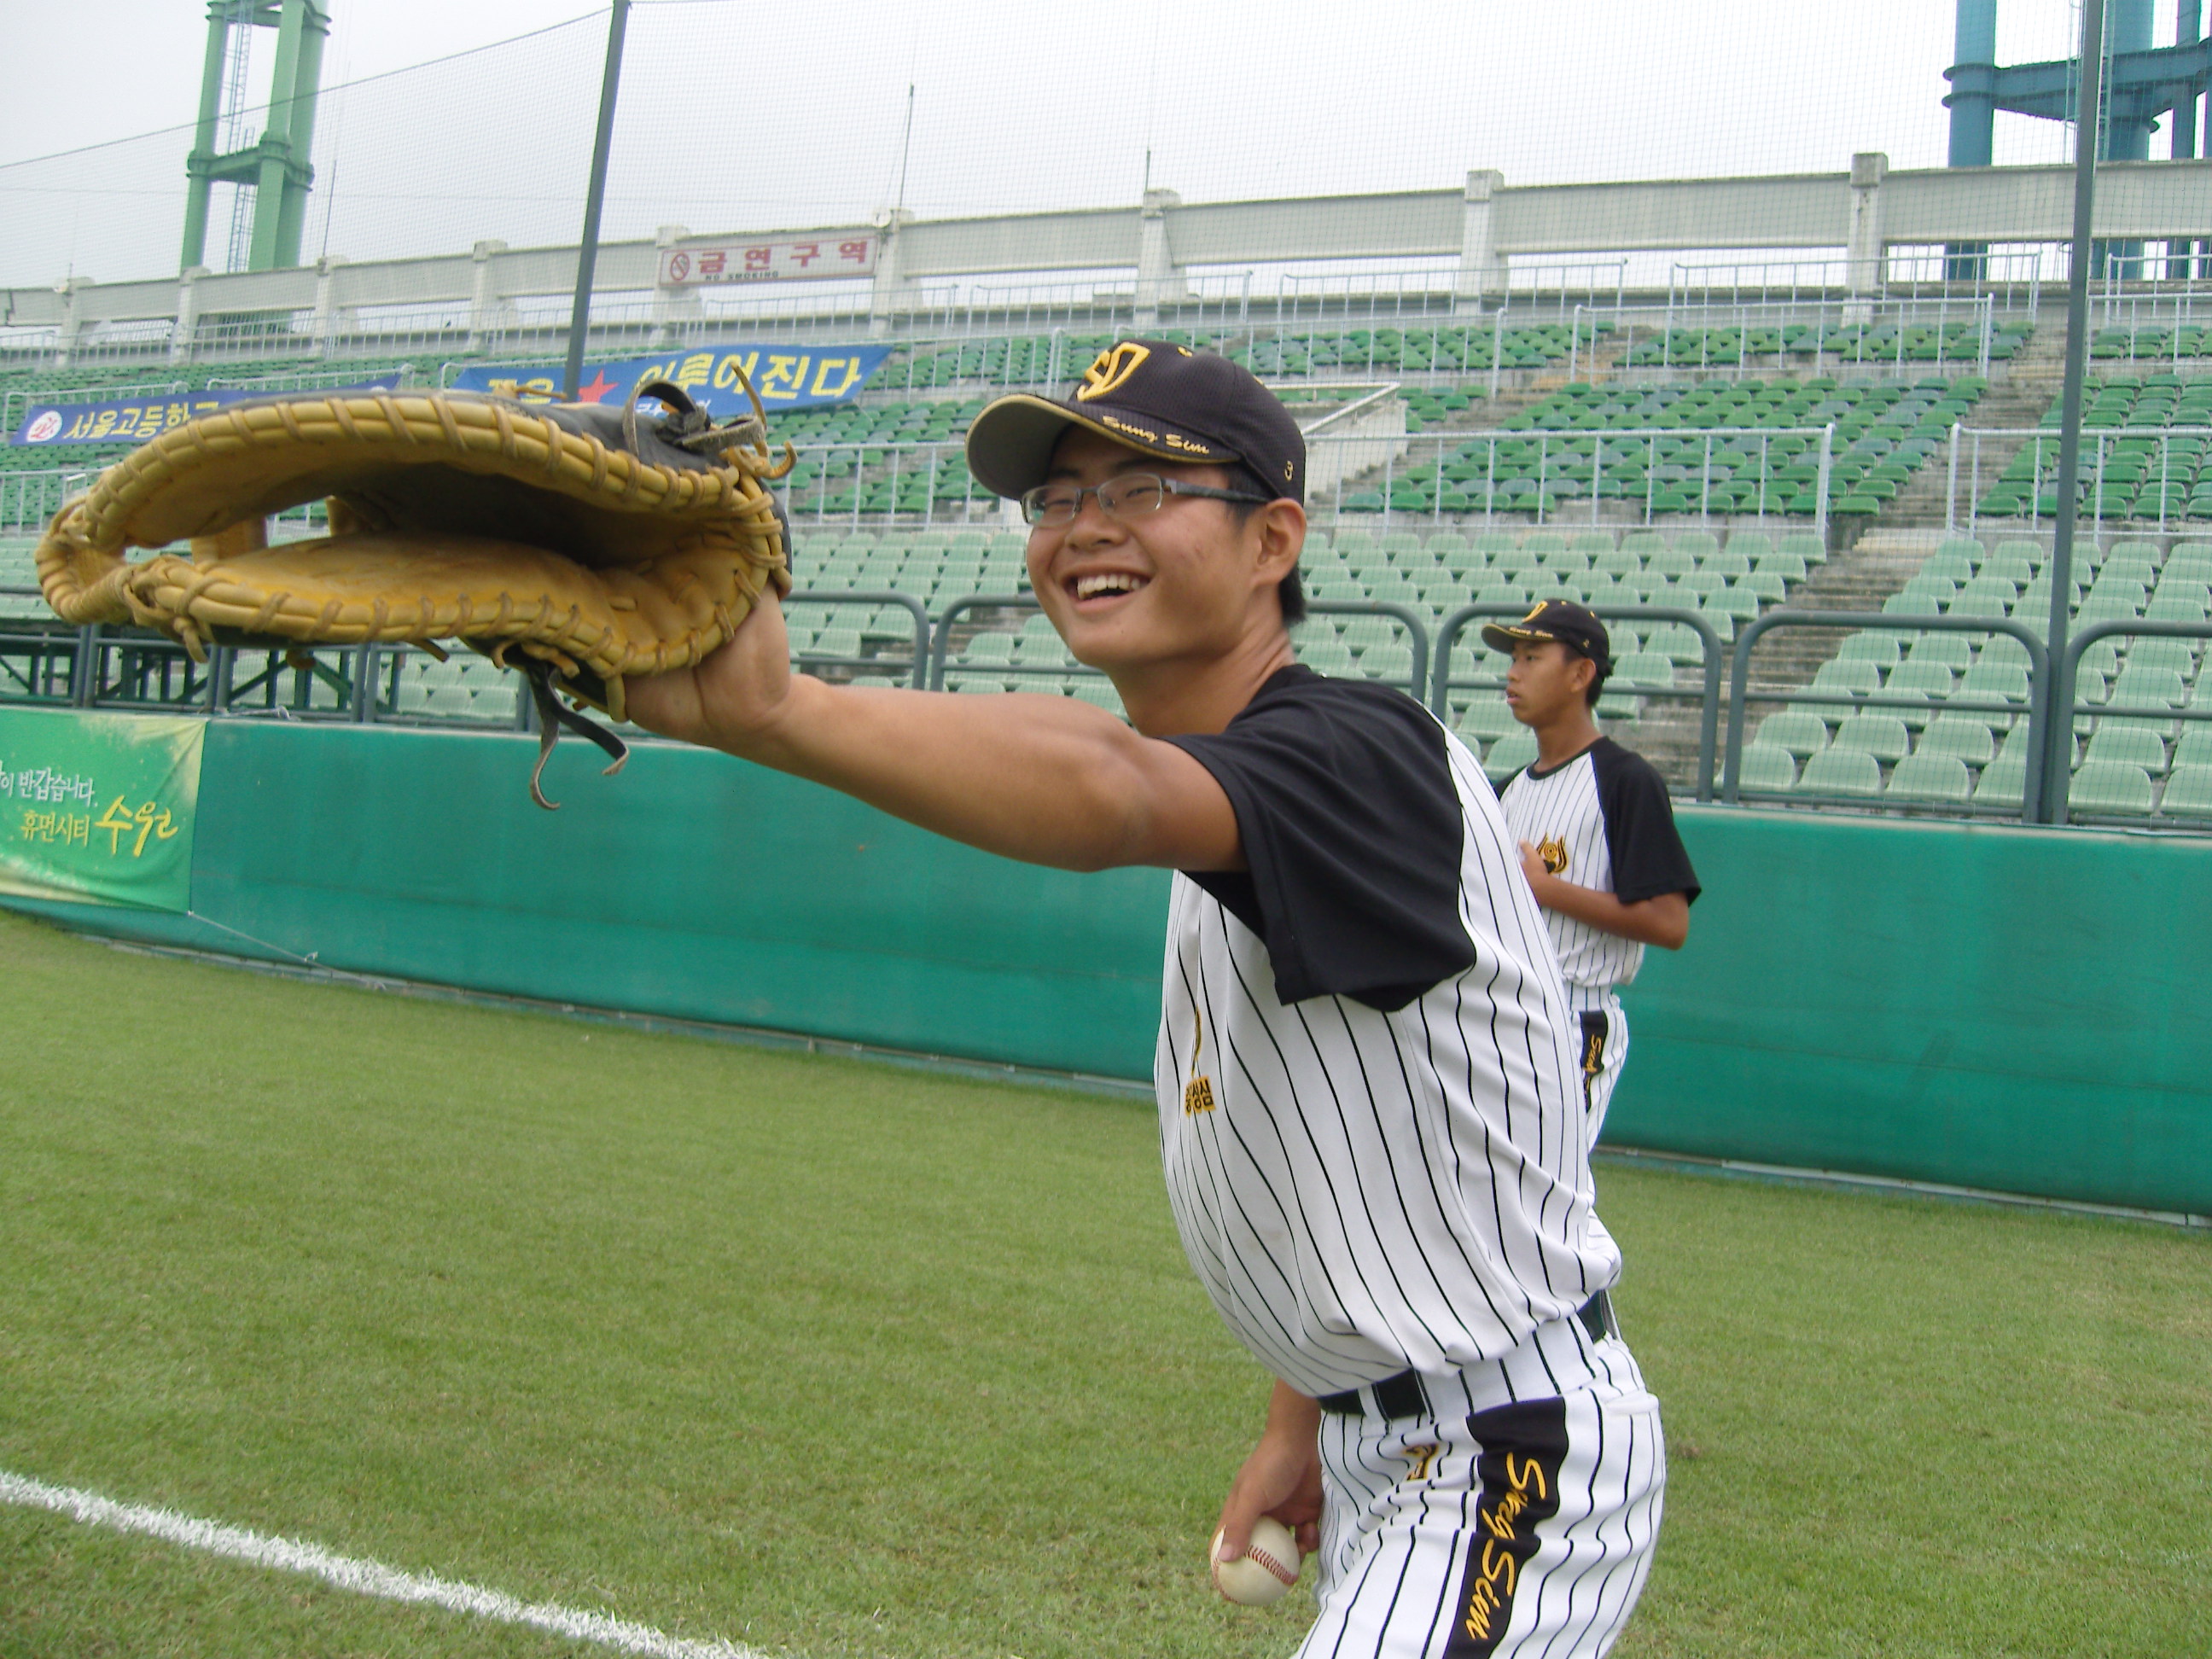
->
xmin=1743 ymin=531 xmax=2212 ymax=820
xmin=1976 ymin=376 xmax=2212 ymax=522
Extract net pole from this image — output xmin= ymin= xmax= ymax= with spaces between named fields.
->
xmin=563 ymin=0 xmax=632 ymax=401
xmin=2036 ymin=0 xmax=2105 ymax=824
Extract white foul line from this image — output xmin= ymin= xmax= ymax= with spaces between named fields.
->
xmin=0 ymin=1469 xmax=773 ymax=1659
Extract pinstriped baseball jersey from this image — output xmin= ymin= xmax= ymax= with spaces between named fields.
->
xmin=1159 ymin=667 xmax=1619 ymax=1400
xmin=1497 ymin=739 xmax=1698 ymax=1010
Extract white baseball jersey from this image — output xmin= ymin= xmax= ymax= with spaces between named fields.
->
xmin=1160 ymin=667 xmax=1664 ymax=1658
xmin=1496 ymin=738 xmax=1699 ymax=1011
xmin=1158 ymin=667 xmax=1620 ymax=1400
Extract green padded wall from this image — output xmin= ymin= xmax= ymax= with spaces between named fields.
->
xmin=1610 ymin=806 xmax=2211 ymax=1216
xmin=12 ymin=719 xmax=1170 ymax=1081
xmin=7 ymin=719 xmax=2207 ymax=1213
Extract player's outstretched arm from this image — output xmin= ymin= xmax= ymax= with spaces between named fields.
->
xmin=625 ymin=591 xmax=1243 ymax=874
xmin=1516 ymin=843 xmax=1690 ymax=949
xmin=1215 ymin=1379 xmax=1324 ymax=1567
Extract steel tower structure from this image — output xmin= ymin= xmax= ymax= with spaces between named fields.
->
xmin=179 ymin=0 xmax=331 ymax=274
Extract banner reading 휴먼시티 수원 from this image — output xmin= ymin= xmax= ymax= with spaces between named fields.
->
xmin=0 ymin=709 xmax=203 ymax=911
xmin=448 ymin=343 xmax=891 ymax=415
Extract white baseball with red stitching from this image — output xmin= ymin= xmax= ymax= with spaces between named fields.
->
xmin=1209 ymin=1517 xmax=1301 ymax=1606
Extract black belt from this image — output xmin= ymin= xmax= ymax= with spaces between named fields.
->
xmin=1318 ymin=1292 xmax=1617 ymax=1418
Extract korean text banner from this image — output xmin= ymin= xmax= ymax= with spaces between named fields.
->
xmin=450 ymin=344 xmax=891 ymax=415
xmin=0 ymin=708 xmax=202 ymax=911
xmin=14 ymin=375 xmax=402 ymax=447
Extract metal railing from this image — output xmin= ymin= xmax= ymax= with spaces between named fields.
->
xmin=0 ymin=470 xmax=90 ymax=532
xmin=763 ymin=424 xmax=1844 ymax=539
xmin=1668 ymin=253 xmax=2044 ymax=314
xmin=1337 ymin=425 xmax=1836 ymax=541
xmin=1277 ymin=262 xmax=1629 ymax=323
xmin=2052 ymin=618 xmax=2212 ymax=822
xmin=1721 ymin=611 xmax=2052 ymax=817
xmin=1434 ymin=604 xmax=1726 ymax=800
xmin=1570 ymin=296 xmax=2001 ymax=381
xmin=7 ymin=582 xmax=2208 ymax=831
xmin=1951 ymin=426 xmax=2212 ymax=536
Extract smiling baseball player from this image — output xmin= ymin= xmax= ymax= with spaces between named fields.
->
xmin=626 ymin=342 xmax=1664 ymax=1657
xmin=1487 ymin=602 xmax=1699 ymax=1146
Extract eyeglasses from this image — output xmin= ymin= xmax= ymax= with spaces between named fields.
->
xmin=1019 ymin=473 xmax=1272 ymax=528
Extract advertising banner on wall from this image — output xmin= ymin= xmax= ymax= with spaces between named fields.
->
xmin=451 ymin=343 xmax=890 ymax=415
xmin=0 ymin=709 xmax=203 ymax=911
xmin=657 ymin=235 xmax=878 ymax=285
xmin=13 ymin=375 xmax=402 ymax=447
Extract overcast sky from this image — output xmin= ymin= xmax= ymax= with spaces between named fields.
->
xmin=0 ymin=2 xmax=2180 ymax=292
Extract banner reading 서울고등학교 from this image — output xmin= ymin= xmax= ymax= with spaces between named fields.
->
xmin=12 ymin=375 xmax=401 ymax=447
xmin=0 ymin=708 xmax=203 ymax=912
xmin=448 ymin=343 xmax=891 ymax=416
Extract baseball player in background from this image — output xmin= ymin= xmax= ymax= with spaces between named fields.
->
xmin=626 ymin=342 xmax=1663 ymax=1657
xmin=1486 ymin=602 xmax=1700 ymax=1146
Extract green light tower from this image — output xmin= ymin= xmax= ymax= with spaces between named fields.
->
xmin=178 ymin=0 xmax=330 ymax=273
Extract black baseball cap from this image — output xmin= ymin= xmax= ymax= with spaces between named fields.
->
xmin=1481 ymin=600 xmax=1614 ymax=672
xmin=964 ymin=339 xmax=1305 ymax=504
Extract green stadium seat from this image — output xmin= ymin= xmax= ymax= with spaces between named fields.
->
xmin=1831 ymin=712 xmax=1910 ymax=762
xmin=1358 ymin=641 xmax=1417 ymax=683
xmin=2068 ymin=760 xmax=2155 ymax=815
xmin=1813 ymin=659 xmax=1883 ymax=696
xmin=1738 ymin=742 xmax=1799 ymax=791
xmin=1883 ymin=661 xmax=1958 ymax=727
xmin=1064 ymin=678 xmax=1126 ymax=716
xmin=2084 ymin=727 xmax=2168 ymax=773
xmin=1456 ymin=697 xmax=1518 ymax=743
xmin=1917 ymin=715 xmax=1996 ymax=765
xmin=2174 ymin=725 xmax=2212 ymax=769
xmin=1796 ymin=747 xmax=1882 ymax=797
xmin=2157 ymin=764 xmax=2212 ymax=817
xmin=1607 ymin=651 xmax=1670 ymax=691
xmin=1484 ymin=728 xmax=1539 ymax=781
xmin=1300 ymin=637 xmax=1359 ymax=675
xmin=1905 ymin=634 xmax=1976 ymax=672
xmin=1961 ymin=661 xmax=2033 ymax=711
xmin=1973 ymin=753 xmax=2028 ymax=809
xmin=1838 ymin=632 xmax=1902 ymax=668
xmin=1759 ymin=709 xmax=1833 ymax=760
xmin=1886 ymin=753 xmax=1972 ymax=803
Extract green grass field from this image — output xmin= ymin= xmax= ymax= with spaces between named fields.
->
xmin=1 ymin=908 xmax=2206 ymax=1659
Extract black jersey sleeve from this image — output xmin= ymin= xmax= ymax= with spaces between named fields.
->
xmin=1166 ymin=667 xmax=1476 ymax=1011
xmin=1587 ymin=739 xmax=1702 ymax=906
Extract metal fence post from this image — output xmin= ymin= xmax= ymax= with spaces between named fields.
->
xmin=1947 ymin=422 xmax=1960 ymax=533
xmin=1814 ymin=425 xmax=1834 ymax=546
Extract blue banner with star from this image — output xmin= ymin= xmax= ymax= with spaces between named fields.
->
xmin=450 ymin=344 xmax=892 ymax=413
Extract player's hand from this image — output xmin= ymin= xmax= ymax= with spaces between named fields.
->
xmin=1216 ymin=1382 xmax=1324 ymax=1566
xmin=624 ymin=587 xmax=795 ymax=752
xmin=1518 ymin=840 xmax=1551 ymax=889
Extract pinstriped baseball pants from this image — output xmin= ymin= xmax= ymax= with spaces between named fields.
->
xmin=1296 ymin=1318 xmax=1665 ymax=1659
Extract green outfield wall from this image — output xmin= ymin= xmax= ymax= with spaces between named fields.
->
xmin=3 ymin=709 xmax=2206 ymax=1214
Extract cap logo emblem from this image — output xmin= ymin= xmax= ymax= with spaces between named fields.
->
xmin=1077 ymin=342 xmax=1150 ymax=402
xmin=1519 ymin=603 xmax=1546 ymax=625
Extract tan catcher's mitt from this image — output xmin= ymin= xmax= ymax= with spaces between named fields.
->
xmin=36 ymin=378 xmax=792 ymax=807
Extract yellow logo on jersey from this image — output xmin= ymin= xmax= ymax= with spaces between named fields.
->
xmin=1537 ymin=835 xmax=1569 ymax=876
xmin=1402 ymin=1442 xmax=1441 ymax=1482
xmin=1077 ymin=342 xmax=1150 ymax=401
xmin=1184 ymin=1016 xmax=1216 ymax=1114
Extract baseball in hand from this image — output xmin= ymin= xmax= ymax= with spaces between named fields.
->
xmin=1210 ymin=1517 xmax=1301 ymax=1605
